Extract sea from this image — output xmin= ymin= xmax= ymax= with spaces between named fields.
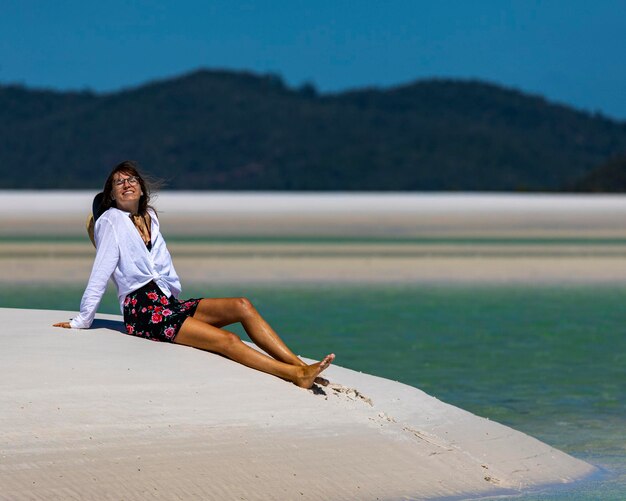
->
xmin=3 ymin=282 xmax=624 ymax=500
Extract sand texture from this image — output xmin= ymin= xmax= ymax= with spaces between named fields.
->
xmin=0 ymin=308 xmax=594 ymax=500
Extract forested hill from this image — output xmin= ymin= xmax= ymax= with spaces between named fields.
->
xmin=571 ymin=154 xmax=626 ymax=192
xmin=1 ymin=69 xmax=626 ymax=190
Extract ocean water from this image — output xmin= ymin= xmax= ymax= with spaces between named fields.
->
xmin=4 ymin=283 xmax=625 ymax=500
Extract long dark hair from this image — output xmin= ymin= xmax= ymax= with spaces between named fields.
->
xmin=100 ymin=161 xmax=156 ymax=216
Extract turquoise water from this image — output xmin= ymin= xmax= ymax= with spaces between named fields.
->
xmin=4 ymin=284 xmax=625 ymax=499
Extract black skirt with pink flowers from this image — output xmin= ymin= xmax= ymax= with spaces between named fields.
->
xmin=123 ymin=281 xmax=202 ymax=342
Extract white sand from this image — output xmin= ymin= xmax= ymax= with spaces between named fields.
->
xmin=0 ymin=307 xmax=594 ymax=500
xmin=2 ymin=191 xmax=626 ymax=285
xmin=3 ymin=191 xmax=626 ymax=237
xmin=3 ymin=190 xmax=626 ymax=214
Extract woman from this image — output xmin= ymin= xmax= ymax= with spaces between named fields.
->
xmin=54 ymin=161 xmax=334 ymax=389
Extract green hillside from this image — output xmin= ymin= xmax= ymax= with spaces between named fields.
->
xmin=572 ymin=154 xmax=626 ymax=191
xmin=1 ymin=69 xmax=625 ymax=190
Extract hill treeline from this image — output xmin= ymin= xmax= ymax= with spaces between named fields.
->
xmin=1 ymin=69 xmax=625 ymax=191
xmin=571 ymin=155 xmax=626 ymax=192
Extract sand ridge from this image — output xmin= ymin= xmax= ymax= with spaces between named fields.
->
xmin=0 ymin=308 xmax=594 ymax=500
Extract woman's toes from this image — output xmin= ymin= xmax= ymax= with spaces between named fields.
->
xmin=320 ymin=353 xmax=335 ymax=370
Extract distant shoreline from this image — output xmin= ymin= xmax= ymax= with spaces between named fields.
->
xmin=3 ymin=191 xmax=626 ymax=285
xmin=2 ymin=191 xmax=626 ymax=239
xmin=3 ymin=190 xmax=626 ymax=215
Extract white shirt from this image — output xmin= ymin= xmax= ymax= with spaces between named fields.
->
xmin=70 ymin=207 xmax=182 ymax=329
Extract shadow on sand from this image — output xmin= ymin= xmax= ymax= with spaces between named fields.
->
xmin=91 ymin=318 xmax=126 ymax=333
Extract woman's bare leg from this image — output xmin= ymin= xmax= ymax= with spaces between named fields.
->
xmin=193 ymin=297 xmax=331 ymax=385
xmin=193 ymin=298 xmax=306 ymax=366
xmin=175 ymin=316 xmax=334 ymax=388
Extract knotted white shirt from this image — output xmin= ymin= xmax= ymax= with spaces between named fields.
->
xmin=70 ymin=207 xmax=182 ymax=328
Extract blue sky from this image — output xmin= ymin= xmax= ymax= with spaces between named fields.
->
xmin=2 ymin=0 xmax=626 ymax=119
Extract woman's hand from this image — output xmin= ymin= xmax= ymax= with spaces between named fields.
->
xmin=53 ymin=322 xmax=72 ymax=329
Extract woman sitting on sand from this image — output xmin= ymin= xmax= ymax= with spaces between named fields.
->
xmin=54 ymin=161 xmax=334 ymax=388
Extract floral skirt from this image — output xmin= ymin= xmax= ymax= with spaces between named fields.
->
xmin=123 ymin=281 xmax=202 ymax=342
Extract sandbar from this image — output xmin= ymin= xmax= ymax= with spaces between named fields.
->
xmin=2 ymin=191 xmax=626 ymax=285
xmin=0 ymin=307 xmax=594 ymax=500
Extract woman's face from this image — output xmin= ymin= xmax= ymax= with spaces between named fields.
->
xmin=112 ymin=171 xmax=142 ymax=209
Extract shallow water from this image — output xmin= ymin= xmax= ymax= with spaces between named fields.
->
xmin=4 ymin=283 xmax=625 ymax=499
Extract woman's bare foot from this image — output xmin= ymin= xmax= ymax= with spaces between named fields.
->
xmin=294 ymin=354 xmax=335 ymax=389
xmin=293 ymin=357 xmax=330 ymax=386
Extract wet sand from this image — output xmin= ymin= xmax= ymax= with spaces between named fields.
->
xmin=3 ymin=247 xmax=626 ymax=285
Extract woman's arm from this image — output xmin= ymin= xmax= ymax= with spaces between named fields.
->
xmin=56 ymin=218 xmax=120 ymax=329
